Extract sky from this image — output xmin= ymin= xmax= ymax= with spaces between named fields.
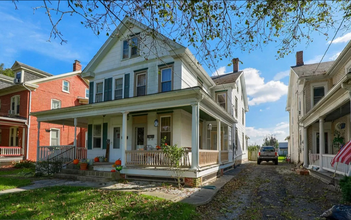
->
xmin=1 ymin=2 xmax=350 ymax=146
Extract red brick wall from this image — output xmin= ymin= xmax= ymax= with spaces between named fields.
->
xmin=0 ymin=90 xmax=29 ymax=118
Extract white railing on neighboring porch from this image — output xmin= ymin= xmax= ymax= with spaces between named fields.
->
xmin=321 ymin=154 xmax=351 ymax=176
xmin=0 ymin=147 xmax=22 ymax=156
xmin=199 ymin=150 xmax=218 ymax=167
xmin=309 ymin=153 xmax=320 ymax=166
xmin=125 ymin=150 xmax=191 ymax=167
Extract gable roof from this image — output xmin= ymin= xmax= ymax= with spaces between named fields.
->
xmin=291 ymin=61 xmax=334 ymax=77
xmin=12 ymin=61 xmax=52 ymax=77
xmin=211 ymin=71 xmax=242 ymax=85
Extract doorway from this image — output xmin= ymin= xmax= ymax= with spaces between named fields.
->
xmin=110 ymin=126 xmax=122 ymax=161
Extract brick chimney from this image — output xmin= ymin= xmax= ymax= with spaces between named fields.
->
xmin=232 ymin=58 xmax=239 ymax=73
xmin=73 ymin=60 xmax=82 ymax=71
xmin=296 ymin=51 xmax=304 ymax=66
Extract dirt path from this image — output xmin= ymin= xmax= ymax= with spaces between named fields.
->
xmin=197 ymin=162 xmax=344 ymax=220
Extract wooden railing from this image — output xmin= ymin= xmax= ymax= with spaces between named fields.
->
xmin=321 ymin=154 xmax=351 ymax=176
xmin=309 ymin=153 xmax=320 ymax=166
xmin=221 ymin=151 xmax=229 ymax=163
xmin=0 ymin=147 xmax=22 ymax=156
xmin=76 ymin=147 xmax=87 ymax=160
xmin=125 ymin=150 xmax=191 ymax=168
xmin=199 ymin=150 xmax=218 ymax=167
xmin=38 ymin=145 xmax=75 ymax=161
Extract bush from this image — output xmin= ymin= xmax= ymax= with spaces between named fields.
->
xmin=248 ymin=145 xmax=260 ymax=152
xmin=36 ymin=161 xmax=63 ymax=176
xmin=13 ymin=160 xmax=36 ymax=169
xmin=339 ymin=176 xmax=351 ymax=203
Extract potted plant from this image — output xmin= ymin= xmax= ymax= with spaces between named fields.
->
xmin=99 ymin=156 xmax=105 ymax=162
xmin=80 ymin=159 xmax=88 ymax=170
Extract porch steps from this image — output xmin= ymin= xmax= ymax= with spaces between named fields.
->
xmin=55 ymin=169 xmax=118 ymax=183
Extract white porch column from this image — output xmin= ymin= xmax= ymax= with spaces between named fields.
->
xmin=303 ymin=127 xmax=308 ymax=167
xmin=191 ymin=103 xmax=199 ymax=169
xmin=217 ymin=119 xmax=221 ymax=164
xmin=121 ymin=112 xmax=128 ymax=166
xmin=36 ymin=121 xmax=40 ymax=162
xmin=319 ymin=117 xmax=324 ymax=171
xmin=74 ymin=118 xmax=77 ymax=159
xmin=22 ymin=127 xmax=25 ymax=157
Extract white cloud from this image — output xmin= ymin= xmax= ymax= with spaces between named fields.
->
xmin=329 ymin=51 xmax=341 ymax=61
xmin=211 ymin=66 xmax=227 ymax=77
xmin=246 ymin=122 xmax=289 ymax=146
xmin=244 ymin=68 xmax=288 ymax=106
xmin=273 ymin=70 xmax=290 ymax=80
xmin=328 ymin=32 xmax=351 ymax=44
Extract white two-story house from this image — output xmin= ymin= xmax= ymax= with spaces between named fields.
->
xmin=32 ymin=17 xmax=249 ymax=186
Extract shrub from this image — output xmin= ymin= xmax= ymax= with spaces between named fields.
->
xmin=339 ymin=176 xmax=351 ymax=203
xmin=248 ymin=145 xmax=260 ymax=152
xmin=35 ymin=161 xmax=63 ymax=176
xmin=13 ymin=160 xmax=36 ymax=169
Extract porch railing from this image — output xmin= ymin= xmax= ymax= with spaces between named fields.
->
xmin=76 ymin=148 xmax=87 ymax=160
xmin=0 ymin=147 xmax=22 ymax=156
xmin=38 ymin=145 xmax=87 ymax=162
xmin=309 ymin=153 xmax=320 ymax=166
xmin=221 ymin=151 xmax=229 ymax=163
xmin=199 ymin=150 xmax=218 ymax=167
xmin=125 ymin=150 xmax=191 ymax=168
xmin=321 ymin=154 xmax=351 ymax=176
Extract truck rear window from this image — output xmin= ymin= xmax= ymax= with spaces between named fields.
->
xmin=261 ymin=147 xmax=275 ymax=152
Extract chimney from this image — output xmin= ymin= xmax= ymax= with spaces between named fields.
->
xmin=296 ymin=51 xmax=304 ymax=66
xmin=232 ymin=58 xmax=239 ymax=73
xmin=73 ymin=60 xmax=82 ymax=71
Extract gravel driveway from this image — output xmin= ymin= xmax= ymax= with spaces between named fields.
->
xmin=197 ymin=161 xmax=345 ymax=220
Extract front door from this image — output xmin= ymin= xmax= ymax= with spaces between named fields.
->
xmin=110 ymin=126 xmax=121 ymax=162
xmin=135 ymin=126 xmax=146 ymax=150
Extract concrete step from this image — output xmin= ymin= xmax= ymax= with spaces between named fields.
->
xmin=56 ymin=169 xmax=120 ymax=182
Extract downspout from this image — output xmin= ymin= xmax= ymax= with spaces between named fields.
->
xmin=22 ymin=83 xmax=32 ymax=160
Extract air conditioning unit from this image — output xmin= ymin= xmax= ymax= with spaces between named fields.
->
xmin=8 ymin=110 xmax=15 ymax=115
xmin=14 ymin=78 xmax=20 ymax=84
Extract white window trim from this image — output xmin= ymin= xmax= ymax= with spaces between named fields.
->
xmin=215 ymin=91 xmax=227 ymax=111
xmin=135 ymin=71 xmax=147 ymax=96
xmin=310 ymin=82 xmax=328 ymax=108
xmin=94 ymin=80 xmax=104 ymax=103
xmin=10 ymin=95 xmax=20 ymax=115
xmin=51 ymin=99 xmax=61 ymax=109
xmin=62 ymin=80 xmax=70 ymax=93
xmin=9 ymin=127 xmax=18 ymax=146
xmin=50 ymin=128 xmax=60 ymax=146
xmin=85 ymin=88 xmax=89 ymax=99
xmin=121 ymin=35 xmax=140 ymax=60
xmin=112 ymin=75 xmax=124 ymax=100
xmin=160 ymin=67 xmax=173 ymax=92
xmin=92 ymin=123 xmax=103 ymax=149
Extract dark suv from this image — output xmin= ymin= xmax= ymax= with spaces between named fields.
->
xmin=257 ymin=146 xmax=278 ymax=165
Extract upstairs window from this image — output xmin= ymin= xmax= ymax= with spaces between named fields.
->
xmin=122 ymin=34 xmax=140 ymax=59
xmin=160 ymin=68 xmax=172 ymax=92
xmin=10 ymin=95 xmax=20 ymax=115
xmin=135 ymin=72 xmax=146 ymax=96
xmin=114 ymin=78 xmax=123 ymax=100
xmin=15 ymin=71 xmax=21 ymax=83
xmin=62 ymin=80 xmax=70 ymax=93
xmin=313 ymin=87 xmax=325 ymax=106
xmin=216 ymin=92 xmax=227 ymax=110
xmin=51 ymin=99 xmax=61 ymax=109
xmin=95 ymin=82 xmax=103 ymax=103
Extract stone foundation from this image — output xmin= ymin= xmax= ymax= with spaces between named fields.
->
xmin=184 ymin=177 xmax=202 ymax=187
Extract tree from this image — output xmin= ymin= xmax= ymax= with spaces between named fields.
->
xmin=12 ymin=1 xmax=351 ymax=69
xmin=0 ymin=63 xmax=14 ymax=77
xmin=263 ymin=135 xmax=279 ymax=148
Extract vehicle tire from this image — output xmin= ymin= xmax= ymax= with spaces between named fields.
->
xmin=257 ymin=160 xmax=261 ymax=165
xmin=275 ymin=159 xmax=278 ymax=165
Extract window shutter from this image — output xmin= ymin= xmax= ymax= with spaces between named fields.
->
xmin=89 ymin=82 xmax=94 ymax=104
xmin=124 ymin=73 xmax=130 ymax=98
xmin=87 ymin=124 xmax=92 ymax=150
xmin=102 ymin=123 xmax=108 ymax=149
xmin=108 ymin=78 xmax=113 ymax=101
xmin=104 ymin=78 xmax=112 ymax=101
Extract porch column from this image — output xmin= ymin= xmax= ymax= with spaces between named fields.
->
xmin=22 ymin=127 xmax=25 ymax=157
xmin=191 ymin=103 xmax=199 ymax=169
xmin=74 ymin=118 xmax=77 ymax=159
xmin=303 ymin=127 xmax=308 ymax=167
xmin=121 ymin=112 xmax=128 ymax=167
xmin=36 ymin=121 xmax=40 ymax=162
xmin=319 ymin=117 xmax=324 ymax=171
xmin=217 ymin=119 xmax=221 ymax=164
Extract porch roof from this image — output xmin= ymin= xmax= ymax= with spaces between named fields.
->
xmin=31 ymin=87 xmax=237 ymax=127
xmin=0 ymin=116 xmax=27 ymax=127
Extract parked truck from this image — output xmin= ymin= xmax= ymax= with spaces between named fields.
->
xmin=257 ymin=146 xmax=278 ymax=165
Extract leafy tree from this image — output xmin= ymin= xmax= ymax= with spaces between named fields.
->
xmin=263 ymin=135 xmax=279 ymax=148
xmin=0 ymin=63 xmax=14 ymax=77
xmin=12 ymin=1 xmax=351 ymax=69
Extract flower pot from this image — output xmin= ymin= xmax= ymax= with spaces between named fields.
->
xmin=80 ymin=163 xmax=88 ymax=170
xmin=99 ymin=158 xmax=104 ymax=162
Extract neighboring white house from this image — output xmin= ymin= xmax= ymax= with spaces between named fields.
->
xmin=286 ymin=43 xmax=351 ymax=176
xmin=32 ymin=17 xmax=249 ymax=186
xmin=278 ymin=142 xmax=288 ymax=156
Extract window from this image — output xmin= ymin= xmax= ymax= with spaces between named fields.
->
xmin=85 ymin=88 xmax=89 ymax=98
xmin=160 ymin=116 xmax=171 ymax=145
xmin=50 ymin=129 xmax=60 ymax=146
xmin=95 ymin=82 xmax=103 ymax=103
xmin=160 ymin=68 xmax=172 ymax=92
xmin=114 ymin=78 xmax=123 ymax=100
xmin=135 ymin=72 xmax=146 ymax=96
xmin=122 ymin=35 xmax=140 ymax=59
xmin=9 ymin=127 xmax=18 ymax=146
xmin=51 ymin=99 xmax=61 ymax=109
xmin=62 ymin=81 xmax=70 ymax=93
xmin=15 ymin=71 xmax=21 ymax=83
xmin=93 ymin=124 xmax=102 ymax=148
xmin=242 ymin=108 xmax=245 ymax=125
xmin=313 ymin=87 xmax=325 ymax=106
xmin=216 ymin=92 xmax=227 ymax=110
xmin=10 ymin=95 xmax=20 ymax=115
xmin=235 ymin=97 xmax=238 ymax=118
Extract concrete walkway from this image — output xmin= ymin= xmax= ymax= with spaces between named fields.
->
xmin=0 ymin=163 xmax=249 ymax=206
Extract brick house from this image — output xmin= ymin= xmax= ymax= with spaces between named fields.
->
xmin=0 ymin=60 xmax=88 ymax=162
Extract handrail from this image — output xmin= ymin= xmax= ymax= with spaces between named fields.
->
xmin=48 ymin=146 xmax=75 ymax=162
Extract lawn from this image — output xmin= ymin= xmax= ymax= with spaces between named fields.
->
xmin=0 ymin=186 xmax=198 ymax=220
xmin=278 ymin=156 xmax=286 ymax=163
xmin=0 ymin=167 xmax=35 ymax=191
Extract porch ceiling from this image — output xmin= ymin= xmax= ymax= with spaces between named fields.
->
xmin=325 ymin=101 xmax=350 ymax=122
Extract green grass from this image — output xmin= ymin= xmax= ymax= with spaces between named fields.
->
xmin=0 ymin=168 xmax=34 ymax=176
xmin=0 ymin=168 xmax=35 ymax=191
xmin=0 ymin=186 xmax=198 ymax=220
xmin=278 ymin=156 xmax=286 ymax=162
xmin=0 ymin=178 xmax=32 ymax=191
